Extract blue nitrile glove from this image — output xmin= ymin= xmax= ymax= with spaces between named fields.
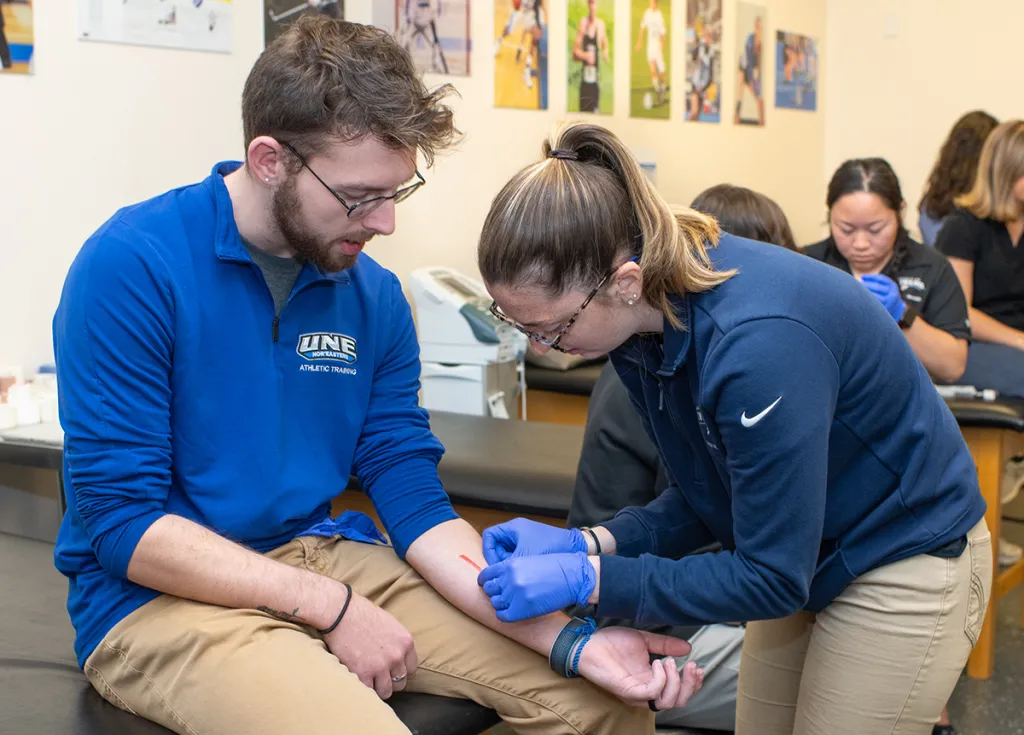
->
xmin=860 ymin=274 xmax=906 ymax=322
xmin=477 ymin=553 xmax=597 ymax=623
xmin=481 ymin=518 xmax=588 ymax=565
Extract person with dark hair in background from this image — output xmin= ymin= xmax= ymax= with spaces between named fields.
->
xmin=567 ymin=183 xmax=799 ymax=732
xmin=938 ymin=120 xmax=1024 ymax=398
xmin=919 ymin=111 xmax=999 ymax=246
xmin=691 ymin=184 xmax=796 ymax=251
xmin=51 ymin=19 xmax=684 ymax=735
xmin=806 ymin=158 xmax=973 ymax=735
xmin=806 ymin=158 xmax=970 ymax=385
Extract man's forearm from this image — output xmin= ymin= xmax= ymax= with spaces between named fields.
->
xmin=126 ymin=514 xmax=347 ymax=630
xmin=405 ymin=519 xmax=569 ymax=656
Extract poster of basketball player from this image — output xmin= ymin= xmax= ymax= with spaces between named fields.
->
xmin=567 ymin=0 xmax=613 ymax=115
xmin=265 ymin=0 xmax=343 ymax=48
xmin=776 ymin=30 xmax=818 ymax=111
xmin=494 ymin=0 xmax=548 ymax=111
xmin=734 ymin=2 xmax=765 ymax=125
xmin=0 ymin=0 xmax=33 ymax=74
xmin=372 ymin=1 xmax=469 ymax=76
xmin=629 ymin=0 xmax=670 ymax=120
xmin=79 ymin=0 xmax=233 ymax=53
xmin=684 ymin=0 xmax=721 ymax=123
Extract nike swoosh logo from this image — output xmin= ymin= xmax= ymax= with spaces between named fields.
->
xmin=741 ymin=396 xmax=782 ymax=428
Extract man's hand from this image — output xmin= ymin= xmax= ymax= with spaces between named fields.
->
xmin=482 ymin=518 xmax=587 ymax=564
xmin=322 ymin=586 xmax=417 ymax=701
xmin=478 ymin=553 xmax=596 ymax=622
xmin=578 ymin=627 xmax=704 ymax=709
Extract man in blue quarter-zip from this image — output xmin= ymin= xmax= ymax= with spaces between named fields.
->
xmin=52 ymin=17 xmax=700 ymax=735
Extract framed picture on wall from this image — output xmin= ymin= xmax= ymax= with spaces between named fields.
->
xmin=0 ymin=0 xmax=34 ymax=75
xmin=630 ymin=0 xmax=671 ymax=119
xmin=567 ymin=0 xmax=613 ymax=115
xmin=79 ymin=0 xmax=233 ymax=53
xmin=775 ymin=31 xmax=818 ymax=111
xmin=684 ymin=0 xmax=721 ymax=123
xmin=372 ymin=0 xmax=470 ymax=76
xmin=494 ymin=0 xmax=548 ymax=110
xmin=734 ymin=2 xmax=765 ymax=125
xmin=265 ymin=0 xmax=343 ymax=48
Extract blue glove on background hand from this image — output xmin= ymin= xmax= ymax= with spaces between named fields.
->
xmin=477 ymin=553 xmax=597 ymax=623
xmin=482 ymin=518 xmax=588 ymax=565
xmin=860 ymin=274 xmax=907 ymax=322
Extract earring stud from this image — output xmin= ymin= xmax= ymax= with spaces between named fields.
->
xmin=264 ymin=177 xmax=270 ymax=183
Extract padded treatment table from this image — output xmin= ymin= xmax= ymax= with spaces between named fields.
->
xmin=946 ymin=397 xmax=1024 ymax=680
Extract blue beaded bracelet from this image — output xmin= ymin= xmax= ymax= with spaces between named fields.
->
xmin=549 ymin=617 xmax=597 ymax=678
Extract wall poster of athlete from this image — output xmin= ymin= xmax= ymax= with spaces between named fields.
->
xmin=775 ymin=30 xmax=818 ymax=111
xmin=494 ymin=0 xmax=548 ymax=110
xmin=265 ymin=0 xmax=343 ymax=48
xmin=629 ymin=0 xmax=670 ymax=120
xmin=734 ymin=2 xmax=765 ymax=126
xmin=372 ymin=0 xmax=469 ymax=76
xmin=567 ymin=0 xmax=613 ymax=115
xmin=0 ymin=0 xmax=33 ymax=74
xmin=684 ymin=0 xmax=721 ymax=123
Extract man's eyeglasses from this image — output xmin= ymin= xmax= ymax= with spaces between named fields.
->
xmin=279 ymin=140 xmax=425 ymax=219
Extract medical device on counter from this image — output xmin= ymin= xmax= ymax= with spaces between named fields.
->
xmin=410 ymin=268 xmax=528 ymax=419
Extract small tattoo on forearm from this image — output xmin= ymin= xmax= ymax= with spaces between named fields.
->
xmin=257 ymin=605 xmax=301 ymax=622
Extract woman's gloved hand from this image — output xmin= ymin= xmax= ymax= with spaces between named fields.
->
xmin=477 ymin=553 xmax=597 ymax=622
xmin=860 ymin=274 xmax=907 ymax=322
xmin=481 ymin=518 xmax=588 ymax=565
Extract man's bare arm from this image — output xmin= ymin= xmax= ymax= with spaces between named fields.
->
xmin=405 ymin=518 xmax=567 ymax=655
xmin=127 ymin=514 xmax=346 ymax=629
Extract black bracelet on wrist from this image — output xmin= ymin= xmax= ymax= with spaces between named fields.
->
xmin=316 ymin=583 xmax=352 ymax=636
xmin=582 ymin=527 xmax=602 ymax=555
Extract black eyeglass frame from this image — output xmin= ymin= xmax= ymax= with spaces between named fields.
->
xmin=279 ymin=140 xmax=425 ymax=219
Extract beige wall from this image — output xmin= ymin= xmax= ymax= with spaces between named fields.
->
xmin=0 ymin=0 xmax=826 ymax=370
xmin=823 ymin=0 xmax=1022 ymax=240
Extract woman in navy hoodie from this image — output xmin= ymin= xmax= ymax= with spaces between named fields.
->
xmin=474 ymin=122 xmax=990 ymax=734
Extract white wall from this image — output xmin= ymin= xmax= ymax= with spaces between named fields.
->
xmin=0 ymin=0 xmax=826 ymax=371
xmin=823 ymin=0 xmax=1023 ymax=239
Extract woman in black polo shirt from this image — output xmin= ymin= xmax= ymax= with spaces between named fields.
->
xmin=806 ymin=158 xmax=970 ymax=384
xmin=936 ymin=120 xmax=1024 ymax=398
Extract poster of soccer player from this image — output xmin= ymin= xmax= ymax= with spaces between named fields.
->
xmin=265 ymin=0 xmax=342 ymax=48
xmin=684 ymin=0 xmax=721 ymax=123
xmin=494 ymin=0 xmax=548 ymax=110
xmin=0 ymin=0 xmax=32 ymax=74
xmin=735 ymin=2 xmax=765 ymax=125
xmin=630 ymin=0 xmax=670 ymax=119
xmin=373 ymin=1 xmax=470 ymax=76
xmin=776 ymin=30 xmax=818 ymax=111
xmin=567 ymin=0 xmax=613 ymax=115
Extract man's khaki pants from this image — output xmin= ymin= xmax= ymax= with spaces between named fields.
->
xmin=83 ymin=535 xmax=654 ymax=735
xmin=736 ymin=518 xmax=992 ymax=734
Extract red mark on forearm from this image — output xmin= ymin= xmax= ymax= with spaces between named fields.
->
xmin=459 ymin=554 xmax=482 ymax=571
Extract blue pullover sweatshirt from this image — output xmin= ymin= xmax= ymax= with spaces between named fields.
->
xmin=598 ymin=234 xmax=986 ymax=626
xmin=53 ymin=162 xmax=458 ymax=667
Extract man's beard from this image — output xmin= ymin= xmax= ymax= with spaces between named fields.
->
xmin=271 ymin=178 xmax=371 ymax=273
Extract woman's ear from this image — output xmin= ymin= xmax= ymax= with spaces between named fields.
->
xmin=610 ymin=260 xmax=643 ymax=305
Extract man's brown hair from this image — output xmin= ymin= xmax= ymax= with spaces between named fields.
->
xmin=242 ymin=16 xmax=459 ymax=165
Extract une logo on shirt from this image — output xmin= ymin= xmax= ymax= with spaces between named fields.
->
xmin=296 ymin=333 xmax=358 ymax=364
